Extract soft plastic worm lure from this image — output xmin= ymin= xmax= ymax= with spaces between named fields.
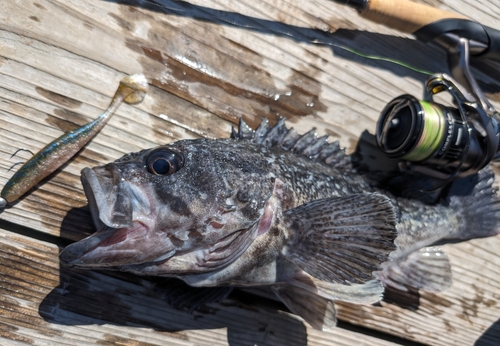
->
xmin=0 ymin=73 xmax=149 ymax=208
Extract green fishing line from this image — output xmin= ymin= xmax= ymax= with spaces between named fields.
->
xmin=331 ymin=44 xmax=434 ymax=76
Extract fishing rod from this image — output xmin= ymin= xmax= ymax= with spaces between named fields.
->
xmin=331 ymin=0 xmax=500 ymax=189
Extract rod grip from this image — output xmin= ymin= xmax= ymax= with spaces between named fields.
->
xmin=359 ymin=0 xmax=468 ymax=34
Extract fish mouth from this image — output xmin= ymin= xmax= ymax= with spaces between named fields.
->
xmin=60 ymin=166 xmax=167 ymax=268
xmin=60 ymin=220 xmax=178 ymax=268
xmin=82 ymin=166 xmax=135 ymax=229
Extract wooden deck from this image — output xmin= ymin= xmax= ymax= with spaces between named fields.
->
xmin=1 ymin=0 xmax=499 ymax=345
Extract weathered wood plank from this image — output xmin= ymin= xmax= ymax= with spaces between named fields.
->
xmin=1 ymin=0 xmax=500 ymax=345
xmin=0 ymin=228 xmax=402 ymax=346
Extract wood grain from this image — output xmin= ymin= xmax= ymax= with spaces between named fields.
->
xmin=1 ymin=0 xmax=500 ymax=345
xmin=0 ymin=227 xmax=401 ymax=346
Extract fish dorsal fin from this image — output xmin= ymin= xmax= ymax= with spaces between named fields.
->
xmin=231 ymin=118 xmax=352 ymax=170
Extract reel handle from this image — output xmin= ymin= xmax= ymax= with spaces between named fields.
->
xmin=358 ymin=0 xmax=467 ymax=34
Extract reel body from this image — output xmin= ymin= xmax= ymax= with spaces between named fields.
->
xmin=376 ymin=74 xmax=500 ymax=190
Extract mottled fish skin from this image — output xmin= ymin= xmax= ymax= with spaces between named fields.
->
xmin=60 ymin=118 xmax=500 ymax=330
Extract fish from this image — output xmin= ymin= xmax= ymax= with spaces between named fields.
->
xmin=59 ymin=118 xmax=500 ymax=330
xmin=0 ymin=73 xmax=149 ymax=208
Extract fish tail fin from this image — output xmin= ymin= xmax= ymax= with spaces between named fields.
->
xmin=447 ymin=166 xmax=500 ymax=240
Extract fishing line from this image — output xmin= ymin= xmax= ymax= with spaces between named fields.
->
xmin=137 ymin=0 xmax=433 ymax=76
xmin=323 ymin=44 xmax=433 ymax=75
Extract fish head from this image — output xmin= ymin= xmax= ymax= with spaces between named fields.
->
xmin=60 ymin=139 xmax=279 ymax=276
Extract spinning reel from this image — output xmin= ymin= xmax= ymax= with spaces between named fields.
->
xmin=329 ymin=0 xmax=500 ymax=189
xmin=375 ymin=36 xmax=500 ymax=190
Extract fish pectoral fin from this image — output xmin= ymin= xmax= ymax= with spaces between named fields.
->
xmin=282 ymin=193 xmax=397 ymax=284
xmin=272 ymin=284 xmax=336 ymax=331
xmin=376 ymin=247 xmax=452 ymax=292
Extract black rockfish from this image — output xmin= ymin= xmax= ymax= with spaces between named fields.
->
xmin=60 ymin=119 xmax=500 ymax=329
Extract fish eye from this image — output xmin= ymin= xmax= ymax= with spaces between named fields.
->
xmin=145 ymin=148 xmax=184 ymax=176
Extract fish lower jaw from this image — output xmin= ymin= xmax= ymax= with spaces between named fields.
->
xmin=61 ymin=219 xmax=170 ymax=268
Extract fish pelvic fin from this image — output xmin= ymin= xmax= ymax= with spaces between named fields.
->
xmin=289 ymin=269 xmax=384 ymax=304
xmin=272 ymin=284 xmax=337 ymax=331
xmin=375 ymin=247 xmax=452 ymax=292
xmin=447 ymin=166 xmax=500 ymax=240
xmin=282 ymin=193 xmax=397 ymax=284
xmin=273 ymin=269 xmax=385 ymax=330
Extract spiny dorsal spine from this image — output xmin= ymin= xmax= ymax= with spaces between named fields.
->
xmin=231 ymin=118 xmax=352 ymax=171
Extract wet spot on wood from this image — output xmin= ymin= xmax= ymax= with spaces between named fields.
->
xmin=83 ymin=21 xmax=94 ymax=30
xmin=147 ymin=112 xmax=184 ymax=143
xmin=141 ymin=46 xmax=164 ymax=63
xmin=324 ymin=128 xmax=340 ymax=138
xmin=146 ymin=80 xmax=231 ymax=141
xmin=108 ymin=13 xmax=135 ymax=32
xmin=50 ymin=108 xmax=88 ymax=132
xmin=484 ymin=299 xmax=497 ymax=308
xmin=281 ymin=68 xmax=327 ymax=120
xmin=117 ymin=4 xmax=330 ymax=127
xmin=323 ymin=17 xmax=358 ymax=32
xmin=419 ymin=291 xmax=453 ymax=316
xmin=35 ymin=87 xmax=82 ymax=109
xmin=226 ymin=38 xmax=259 ymax=55
xmin=346 ymin=138 xmax=358 ymax=152
xmin=33 ymin=3 xmax=46 ymax=10
xmin=157 ymin=330 xmax=190 ymax=341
